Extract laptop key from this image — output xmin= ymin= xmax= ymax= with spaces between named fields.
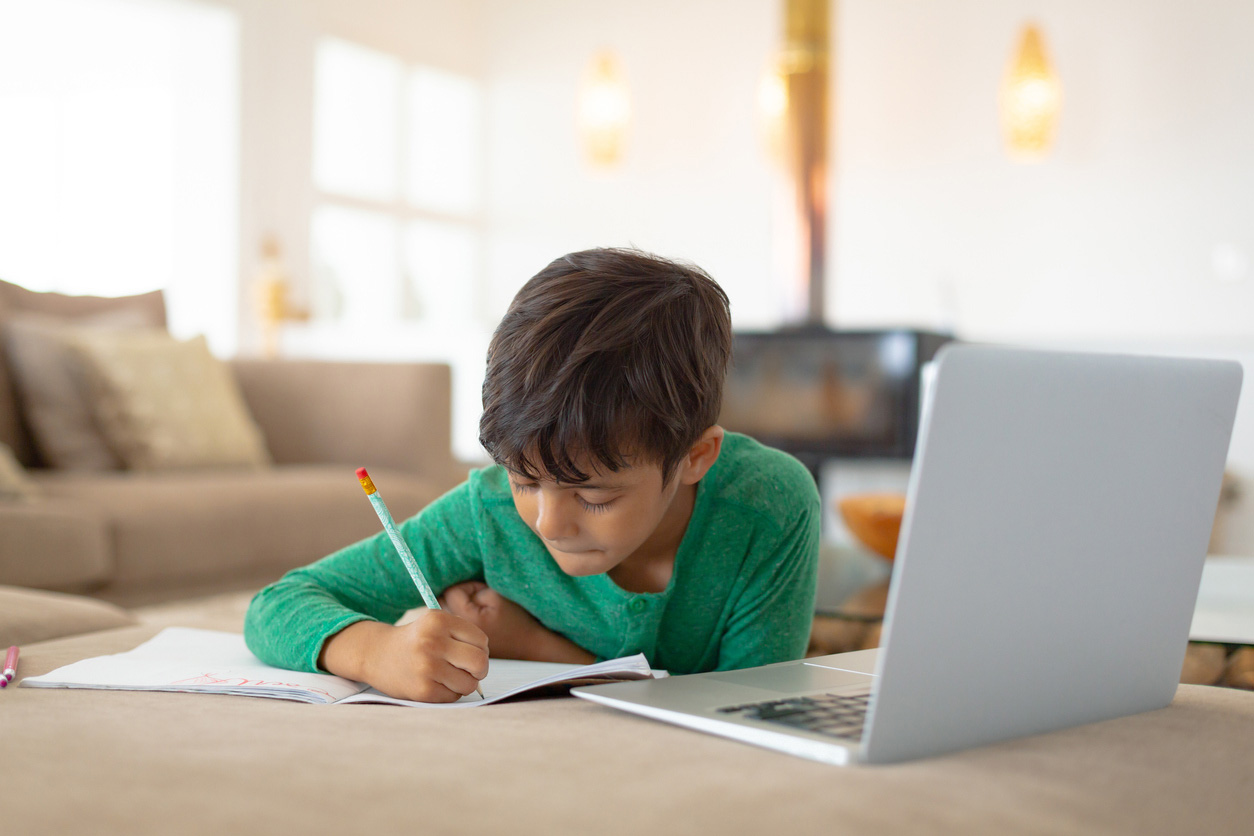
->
xmin=718 ymin=691 xmax=871 ymax=740
xmin=751 ymin=705 xmax=808 ymax=720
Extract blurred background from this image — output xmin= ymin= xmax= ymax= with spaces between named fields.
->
xmin=1 ymin=0 xmax=1251 ymax=559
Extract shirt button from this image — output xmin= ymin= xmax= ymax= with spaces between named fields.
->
xmin=629 ymin=598 xmax=647 ymax=614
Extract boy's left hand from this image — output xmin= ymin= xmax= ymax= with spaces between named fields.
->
xmin=439 ymin=581 xmax=545 ymax=660
xmin=441 ymin=581 xmax=595 ymax=665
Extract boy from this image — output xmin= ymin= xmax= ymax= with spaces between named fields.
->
xmin=244 ymin=247 xmax=821 ymax=703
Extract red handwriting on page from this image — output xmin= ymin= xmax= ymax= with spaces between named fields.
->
xmin=170 ymin=672 xmax=335 ymax=700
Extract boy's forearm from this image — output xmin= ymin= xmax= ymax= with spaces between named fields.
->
xmin=522 ymin=625 xmax=597 ymax=665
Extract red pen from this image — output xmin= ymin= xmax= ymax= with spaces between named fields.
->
xmin=1 ymin=645 xmax=18 ymax=687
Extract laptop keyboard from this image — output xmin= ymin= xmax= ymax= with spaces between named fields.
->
xmin=716 ymin=690 xmax=872 ymax=741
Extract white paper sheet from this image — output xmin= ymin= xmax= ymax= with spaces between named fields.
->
xmin=21 ymin=627 xmax=655 ymax=707
xmin=1190 ymin=556 xmax=1254 ymax=644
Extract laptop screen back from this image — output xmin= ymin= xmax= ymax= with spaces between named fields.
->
xmin=863 ymin=346 xmax=1242 ymax=764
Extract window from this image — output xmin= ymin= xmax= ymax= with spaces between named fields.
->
xmin=313 ymin=40 xmax=401 ymax=203
xmin=311 ymin=38 xmax=483 ymax=329
xmin=0 ymin=0 xmax=239 ymax=353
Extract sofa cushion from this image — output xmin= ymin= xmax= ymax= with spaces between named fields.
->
xmin=0 ymin=584 xmax=136 ymax=645
xmin=0 ymin=501 xmax=111 ymax=591
xmin=0 ymin=279 xmax=167 ymax=466
xmin=4 ymin=315 xmax=152 ymax=470
xmin=33 ymin=466 xmax=449 ymax=597
xmin=70 ymin=330 xmax=272 ymax=471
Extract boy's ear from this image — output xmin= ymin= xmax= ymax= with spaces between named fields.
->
xmin=678 ymin=426 xmax=725 ymax=486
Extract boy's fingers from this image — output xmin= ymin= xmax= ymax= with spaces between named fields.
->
xmin=444 ymin=614 xmax=490 ymax=651
xmin=439 ymin=584 xmax=468 ymax=611
xmin=437 ymin=581 xmax=489 ymax=614
xmin=414 ymin=679 xmax=464 ymax=703
xmin=446 ymin=639 xmax=490 ymax=681
xmin=436 ymin=656 xmax=487 ymax=696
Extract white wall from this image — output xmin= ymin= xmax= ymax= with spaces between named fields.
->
xmin=829 ymin=0 xmax=1254 ymax=341
xmin=479 ymin=0 xmax=782 ymax=328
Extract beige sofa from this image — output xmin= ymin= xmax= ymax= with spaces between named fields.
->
xmin=3 ymin=589 xmax=1252 ymax=836
xmin=0 ymin=280 xmax=466 ymax=607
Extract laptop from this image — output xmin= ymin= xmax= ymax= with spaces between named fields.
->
xmin=572 ymin=344 xmax=1243 ymax=765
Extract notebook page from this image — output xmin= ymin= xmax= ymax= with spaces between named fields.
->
xmin=21 ymin=627 xmax=366 ymax=703
xmin=23 ymin=627 xmax=656 ymax=707
xmin=339 ymin=655 xmax=654 ymax=708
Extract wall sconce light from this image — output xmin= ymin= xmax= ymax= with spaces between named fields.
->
xmin=757 ymin=61 xmax=789 ymax=165
xmin=577 ymin=50 xmax=631 ymax=167
xmin=999 ymin=23 xmax=1062 ymax=162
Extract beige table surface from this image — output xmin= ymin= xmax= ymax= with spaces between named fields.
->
xmin=6 ymin=615 xmax=1254 ymax=836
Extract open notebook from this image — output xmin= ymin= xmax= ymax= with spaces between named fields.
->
xmin=22 ymin=627 xmax=658 ymax=707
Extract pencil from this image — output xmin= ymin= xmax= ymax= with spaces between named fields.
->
xmin=1 ymin=645 xmax=18 ymax=688
xmin=356 ymin=468 xmax=484 ymax=700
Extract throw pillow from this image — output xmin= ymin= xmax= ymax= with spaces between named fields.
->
xmin=69 ymin=329 xmax=272 ymax=471
xmin=0 ymin=442 xmax=37 ymax=501
xmin=0 ymin=280 xmax=168 ymax=467
xmin=5 ymin=313 xmax=155 ymax=470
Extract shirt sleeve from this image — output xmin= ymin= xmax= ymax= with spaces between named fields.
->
xmin=243 ymin=479 xmax=486 ymax=673
xmin=714 ymin=487 xmax=821 ymax=671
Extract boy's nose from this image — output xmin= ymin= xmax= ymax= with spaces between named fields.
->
xmin=535 ymin=494 xmax=577 ymax=542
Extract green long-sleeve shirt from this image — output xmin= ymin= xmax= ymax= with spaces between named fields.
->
xmin=244 ymin=432 xmax=820 ymax=675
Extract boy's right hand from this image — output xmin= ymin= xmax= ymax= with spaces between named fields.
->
xmin=319 ymin=611 xmax=489 ymax=703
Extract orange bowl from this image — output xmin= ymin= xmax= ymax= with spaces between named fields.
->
xmin=837 ymin=493 xmax=907 ymax=561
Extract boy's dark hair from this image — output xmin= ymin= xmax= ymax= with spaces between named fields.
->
xmin=479 ymin=247 xmax=732 ymax=484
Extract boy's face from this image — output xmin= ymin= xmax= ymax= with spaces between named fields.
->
xmin=506 ymin=457 xmax=689 ymax=578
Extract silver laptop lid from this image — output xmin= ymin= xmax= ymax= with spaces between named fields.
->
xmin=863 ymin=345 xmax=1242 ymax=764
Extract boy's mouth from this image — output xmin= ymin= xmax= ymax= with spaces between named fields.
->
xmin=544 ymin=540 xmax=601 ymax=556
xmin=549 ymin=545 xmax=597 ymax=555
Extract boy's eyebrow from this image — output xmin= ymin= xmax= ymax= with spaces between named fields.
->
xmin=505 ymin=469 xmax=627 ymax=490
xmin=569 ymin=478 xmax=627 ymax=491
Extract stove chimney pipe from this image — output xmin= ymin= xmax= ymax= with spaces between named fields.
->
xmin=776 ymin=0 xmax=830 ymax=326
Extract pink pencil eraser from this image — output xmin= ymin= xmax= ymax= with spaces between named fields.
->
xmin=356 ymin=467 xmax=368 ymax=480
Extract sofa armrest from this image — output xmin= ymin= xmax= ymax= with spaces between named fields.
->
xmin=230 ymin=359 xmax=462 ymax=488
xmin=0 ymin=584 xmax=136 ymax=645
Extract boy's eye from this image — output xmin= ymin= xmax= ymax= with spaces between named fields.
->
xmin=576 ymin=496 xmax=615 ymax=513
xmin=510 ymin=481 xmax=538 ymax=494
